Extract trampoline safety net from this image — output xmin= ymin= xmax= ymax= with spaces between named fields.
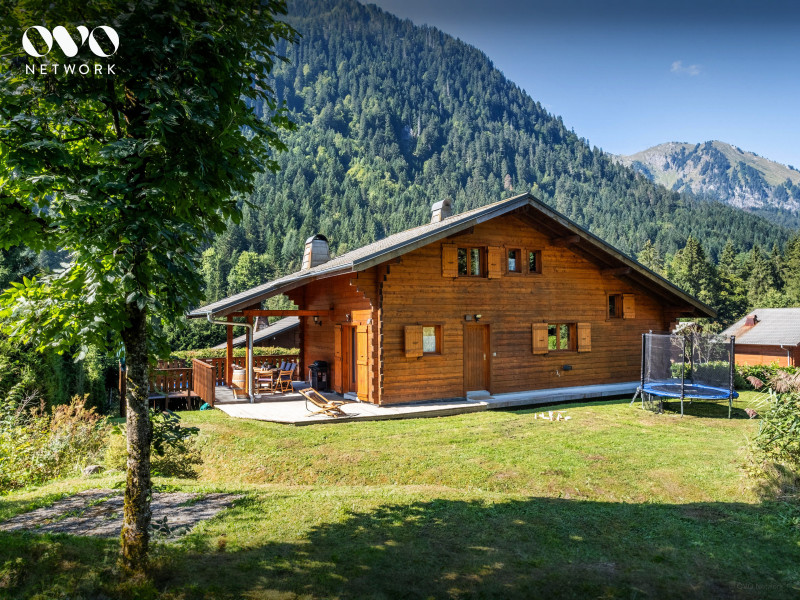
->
xmin=638 ymin=332 xmax=738 ymax=418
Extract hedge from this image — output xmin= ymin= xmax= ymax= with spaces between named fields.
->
xmin=667 ymin=361 xmax=797 ymax=390
xmin=170 ymin=346 xmax=299 ymax=360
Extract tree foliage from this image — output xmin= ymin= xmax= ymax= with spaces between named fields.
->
xmin=0 ymin=0 xmax=295 ymax=358
xmin=0 ymin=0 xmax=296 ymax=574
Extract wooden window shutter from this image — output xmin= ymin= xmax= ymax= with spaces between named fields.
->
xmin=577 ymin=322 xmax=591 ymax=352
xmin=404 ymin=325 xmax=423 ymax=358
xmin=487 ymin=246 xmax=503 ymax=279
xmin=442 ymin=245 xmax=458 ymax=278
xmin=532 ymin=323 xmax=548 ymax=355
xmin=623 ymin=294 xmax=635 ymax=319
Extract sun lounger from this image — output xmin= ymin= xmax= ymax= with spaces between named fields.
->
xmin=297 ymin=387 xmax=348 ymax=418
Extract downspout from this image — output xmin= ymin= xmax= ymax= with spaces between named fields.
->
xmin=206 ymin=313 xmax=255 ymax=403
xmin=780 ymin=344 xmax=792 ymax=366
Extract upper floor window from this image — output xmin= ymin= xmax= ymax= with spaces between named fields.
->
xmin=458 ymin=247 xmax=484 ymax=276
xmin=528 ymin=250 xmax=542 ymax=274
xmin=508 ymin=249 xmax=522 ymax=273
xmin=608 ymin=294 xmax=623 ymax=319
xmin=609 ymin=293 xmax=634 ymax=319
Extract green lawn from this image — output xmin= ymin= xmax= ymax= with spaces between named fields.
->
xmin=1 ymin=392 xmax=799 ymax=599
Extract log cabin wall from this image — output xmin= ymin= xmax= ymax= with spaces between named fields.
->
xmin=379 ymin=214 xmax=671 ymax=404
xmin=735 ymin=344 xmax=796 ymax=367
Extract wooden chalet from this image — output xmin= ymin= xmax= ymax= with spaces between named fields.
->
xmin=721 ymin=308 xmax=800 ymax=367
xmin=187 ymin=193 xmax=714 ymax=405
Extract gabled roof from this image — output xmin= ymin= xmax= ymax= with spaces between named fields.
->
xmin=188 ymin=193 xmax=715 ymax=318
xmin=212 ymin=316 xmax=299 ymax=349
xmin=720 ymin=308 xmax=800 ymax=346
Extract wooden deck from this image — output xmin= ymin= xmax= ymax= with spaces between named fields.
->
xmin=210 ymin=381 xmax=637 ymax=425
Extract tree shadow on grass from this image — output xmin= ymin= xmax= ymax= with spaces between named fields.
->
xmin=509 ymin=396 xmax=633 ymax=413
xmin=657 ymin=399 xmax=750 ymax=419
xmin=2 ymin=494 xmax=798 ymax=599
xmin=160 ymin=496 xmax=800 ymax=600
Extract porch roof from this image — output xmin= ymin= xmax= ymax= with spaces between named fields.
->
xmin=212 ymin=316 xmax=299 ymax=349
xmin=187 ymin=193 xmax=715 ymax=319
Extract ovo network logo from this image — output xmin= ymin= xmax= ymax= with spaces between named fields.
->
xmin=21 ymin=25 xmax=119 ymax=76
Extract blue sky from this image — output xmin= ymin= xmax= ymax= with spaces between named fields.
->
xmin=368 ymin=0 xmax=800 ymax=168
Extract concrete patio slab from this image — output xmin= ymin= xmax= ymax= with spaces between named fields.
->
xmin=210 ymin=381 xmax=637 ymax=425
xmin=214 ymin=387 xmax=489 ymax=425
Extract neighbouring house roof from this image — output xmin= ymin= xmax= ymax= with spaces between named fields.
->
xmin=720 ymin=308 xmax=800 ymax=346
xmin=187 ymin=192 xmax=715 ymax=319
xmin=212 ymin=316 xmax=299 ymax=349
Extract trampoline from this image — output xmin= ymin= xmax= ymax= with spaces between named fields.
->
xmin=633 ymin=331 xmax=738 ymax=418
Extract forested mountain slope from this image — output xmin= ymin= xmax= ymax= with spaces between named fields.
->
xmin=195 ymin=0 xmax=790 ymax=304
xmin=616 ymin=141 xmax=800 ymax=227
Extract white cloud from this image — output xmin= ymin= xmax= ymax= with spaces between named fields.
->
xmin=671 ymin=60 xmax=701 ymax=76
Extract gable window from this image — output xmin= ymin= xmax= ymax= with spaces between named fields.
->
xmin=528 ymin=250 xmax=542 ymax=274
xmin=608 ymin=293 xmax=635 ymax=319
xmin=547 ymin=323 xmax=576 ymax=351
xmin=608 ymin=294 xmax=623 ymax=319
xmin=457 ymin=247 xmax=484 ymax=276
xmin=508 ymin=249 xmax=522 ymax=273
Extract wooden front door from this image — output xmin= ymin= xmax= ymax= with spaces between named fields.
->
xmin=463 ymin=323 xmax=490 ymax=392
xmin=356 ymin=325 xmax=369 ymax=402
xmin=333 ymin=324 xmax=343 ymax=393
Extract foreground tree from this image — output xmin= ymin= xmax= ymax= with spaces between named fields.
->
xmin=0 ymin=0 xmax=296 ymax=574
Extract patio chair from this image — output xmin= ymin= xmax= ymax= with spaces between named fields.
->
xmin=275 ymin=363 xmax=296 ymax=393
xmin=297 ymin=387 xmax=348 ymax=418
xmin=255 ymin=368 xmax=276 ymax=394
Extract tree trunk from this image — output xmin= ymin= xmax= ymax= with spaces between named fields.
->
xmin=120 ymin=303 xmax=152 ymax=575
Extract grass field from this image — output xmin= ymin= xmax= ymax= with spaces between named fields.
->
xmin=1 ymin=392 xmax=799 ymax=599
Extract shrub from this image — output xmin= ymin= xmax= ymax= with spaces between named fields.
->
xmin=752 ymin=392 xmax=800 ymax=468
xmin=105 ymin=410 xmax=202 ymax=479
xmin=0 ymin=336 xmax=117 ymax=414
xmin=748 ymin=372 xmax=800 ymax=499
xmin=0 ymin=395 xmax=110 ymax=493
xmin=737 ymin=364 xmax=799 ymax=390
xmin=171 ymin=345 xmax=298 ymax=360
xmin=668 ymin=361 xmax=734 ymax=386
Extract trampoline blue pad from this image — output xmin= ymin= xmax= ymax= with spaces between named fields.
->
xmin=642 ymin=382 xmax=738 ymax=400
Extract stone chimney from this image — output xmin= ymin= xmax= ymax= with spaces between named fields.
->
xmin=430 ymin=198 xmax=453 ymax=223
xmin=302 ymin=234 xmax=330 ymax=270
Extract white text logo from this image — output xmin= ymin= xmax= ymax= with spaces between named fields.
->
xmin=22 ymin=25 xmax=119 ymax=58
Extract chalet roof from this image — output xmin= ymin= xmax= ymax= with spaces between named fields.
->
xmin=212 ymin=316 xmax=299 ymax=349
xmin=188 ymin=193 xmax=715 ymax=318
xmin=720 ymin=308 xmax=800 ymax=347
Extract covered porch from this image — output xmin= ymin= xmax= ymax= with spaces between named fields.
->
xmin=203 ymin=309 xmax=326 ymax=404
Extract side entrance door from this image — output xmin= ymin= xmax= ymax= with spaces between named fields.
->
xmin=463 ymin=323 xmax=490 ymax=393
xmin=356 ymin=325 xmax=369 ymax=402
